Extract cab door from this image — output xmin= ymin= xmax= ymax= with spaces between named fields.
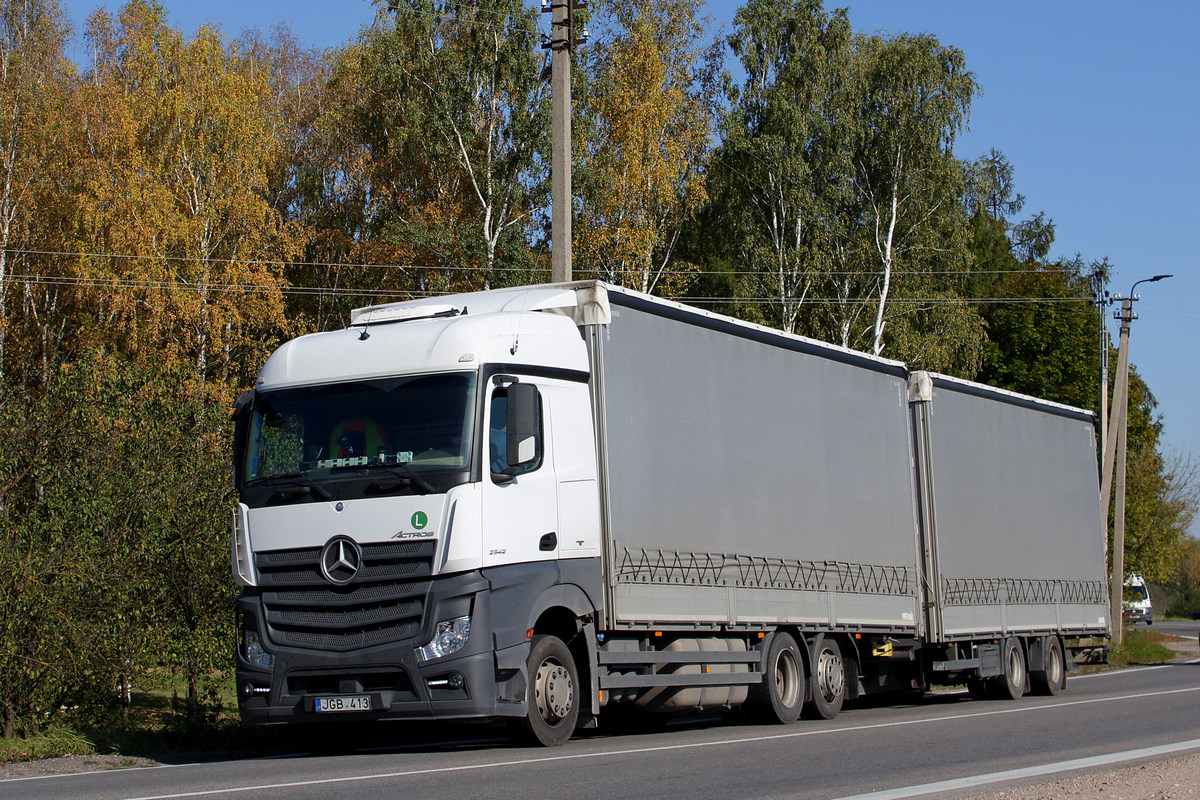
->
xmin=480 ymin=378 xmax=559 ymax=567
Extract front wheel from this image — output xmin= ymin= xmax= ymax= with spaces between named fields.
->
xmin=745 ymin=632 xmax=804 ymax=723
xmin=805 ymin=638 xmax=846 ymax=720
xmin=509 ymin=635 xmax=579 ymax=747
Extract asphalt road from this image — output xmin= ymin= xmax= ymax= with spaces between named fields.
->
xmin=7 ymin=661 xmax=1200 ymax=800
xmin=1146 ymin=619 xmax=1200 ymax=640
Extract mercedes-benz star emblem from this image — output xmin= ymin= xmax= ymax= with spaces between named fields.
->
xmin=320 ymin=536 xmax=362 ymax=585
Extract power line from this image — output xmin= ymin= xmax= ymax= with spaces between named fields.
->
xmin=8 ymin=273 xmax=419 ymax=299
xmin=2 ymin=248 xmax=1102 ymax=280
xmin=4 ymin=273 xmax=1107 ymax=308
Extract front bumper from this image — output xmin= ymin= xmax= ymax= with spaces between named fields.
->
xmin=236 ymin=570 xmax=528 ymax=725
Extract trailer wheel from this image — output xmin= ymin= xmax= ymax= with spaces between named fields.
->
xmin=509 ymin=635 xmax=579 ymax=747
xmin=988 ymin=637 xmax=1027 ymax=701
xmin=745 ymin=632 xmax=804 ymax=723
xmin=805 ymin=638 xmax=846 ymax=720
xmin=1030 ymin=636 xmax=1066 ymax=696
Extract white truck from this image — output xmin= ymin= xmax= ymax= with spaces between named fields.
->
xmin=232 ymin=281 xmax=1110 ymax=746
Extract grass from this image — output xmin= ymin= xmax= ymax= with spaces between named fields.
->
xmin=0 ymin=672 xmax=287 ymax=766
xmin=0 ymin=725 xmax=95 ymax=764
xmin=1104 ymin=626 xmax=1181 ymax=668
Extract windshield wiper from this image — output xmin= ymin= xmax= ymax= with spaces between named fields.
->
xmin=262 ymin=474 xmax=335 ymax=502
xmin=364 ymin=462 xmax=438 ymax=495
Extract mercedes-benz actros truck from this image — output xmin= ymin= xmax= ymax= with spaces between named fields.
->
xmin=232 ymin=282 xmax=1109 ymax=746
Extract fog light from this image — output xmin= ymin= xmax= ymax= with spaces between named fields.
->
xmin=415 ymin=615 xmax=471 ymax=662
xmin=426 ymin=672 xmax=465 ymax=690
xmin=244 ymin=630 xmax=274 ymax=669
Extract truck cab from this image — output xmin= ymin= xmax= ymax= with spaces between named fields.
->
xmin=230 ymin=286 xmax=604 ymax=732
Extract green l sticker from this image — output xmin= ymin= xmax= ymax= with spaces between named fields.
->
xmin=411 ymin=511 xmax=429 ymax=530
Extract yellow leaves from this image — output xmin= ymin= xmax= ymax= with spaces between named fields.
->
xmin=75 ymin=2 xmax=301 ymax=384
xmin=577 ymin=5 xmax=716 ymax=295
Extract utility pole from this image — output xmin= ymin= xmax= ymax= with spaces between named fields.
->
xmin=543 ymin=0 xmax=587 ymax=283
xmin=1092 ymin=272 xmax=1110 ymax=472
xmin=1101 ymin=274 xmax=1170 ymax=647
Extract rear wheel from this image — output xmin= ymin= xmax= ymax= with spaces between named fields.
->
xmin=1030 ymin=636 xmax=1066 ymax=696
xmin=805 ymin=638 xmax=846 ymax=720
xmin=745 ymin=632 xmax=804 ymax=724
xmin=988 ymin=637 xmax=1027 ymax=700
xmin=509 ymin=635 xmax=579 ymax=747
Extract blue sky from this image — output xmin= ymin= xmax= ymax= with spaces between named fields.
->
xmin=59 ymin=1 xmax=1200 ymax=534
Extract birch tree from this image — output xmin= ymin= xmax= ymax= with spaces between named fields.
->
xmin=0 ymin=0 xmax=74 ymax=397
xmin=851 ymin=33 xmax=976 ymax=357
xmin=77 ymin=0 xmax=298 ymax=385
xmin=714 ymin=0 xmax=855 ymax=333
xmin=371 ymin=0 xmax=549 ymax=283
xmin=574 ymin=0 xmax=720 ymax=295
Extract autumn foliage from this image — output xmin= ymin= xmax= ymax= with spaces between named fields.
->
xmin=0 ymin=0 xmax=1193 ymax=740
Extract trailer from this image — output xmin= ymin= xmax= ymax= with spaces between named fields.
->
xmin=232 ymin=281 xmax=1109 ymax=745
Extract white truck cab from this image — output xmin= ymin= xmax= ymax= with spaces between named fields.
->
xmin=231 ymin=285 xmax=604 ymax=733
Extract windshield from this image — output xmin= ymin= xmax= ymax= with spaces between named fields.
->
xmin=243 ymin=372 xmax=477 ymax=493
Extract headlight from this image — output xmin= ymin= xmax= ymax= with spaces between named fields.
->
xmin=415 ymin=615 xmax=471 ymax=662
xmin=243 ymin=629 xmax=274 ymax=669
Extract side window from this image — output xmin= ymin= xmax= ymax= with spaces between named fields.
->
xmin=489 ymin=387 xmax=542 ymax=480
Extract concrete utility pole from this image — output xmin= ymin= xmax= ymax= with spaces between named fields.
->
xmin=543 ymin=0 xmax=588 ymax=283
xmin=1102 ymin=274 xmax=1170 ymax=647
xmin=1092 ymin=274 xmax=1111 ymax=472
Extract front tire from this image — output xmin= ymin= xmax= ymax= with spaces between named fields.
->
xmin=805 ymin=638 xmax=846 ymax=720
xmin=510 ymin=635 xmax=579 ymax=747
xmin=745 ymin=632 xmax=804 ymax=723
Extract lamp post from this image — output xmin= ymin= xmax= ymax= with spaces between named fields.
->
xmin=1103 ymin=273 xmax=1171 ymax=647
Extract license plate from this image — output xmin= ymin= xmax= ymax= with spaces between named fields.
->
xmin=314 ymin=694 xmax=371 ymax=713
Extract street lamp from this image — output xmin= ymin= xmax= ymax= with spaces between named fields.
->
xmin=1103 ymin=273 xmax=1171 ymax=646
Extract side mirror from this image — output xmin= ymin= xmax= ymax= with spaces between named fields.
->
xmin=506 ymin=382 xmax=541 ymax=470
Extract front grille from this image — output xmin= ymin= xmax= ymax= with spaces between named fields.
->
xmin=255 ymin=541 xmax=436 ymax=652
